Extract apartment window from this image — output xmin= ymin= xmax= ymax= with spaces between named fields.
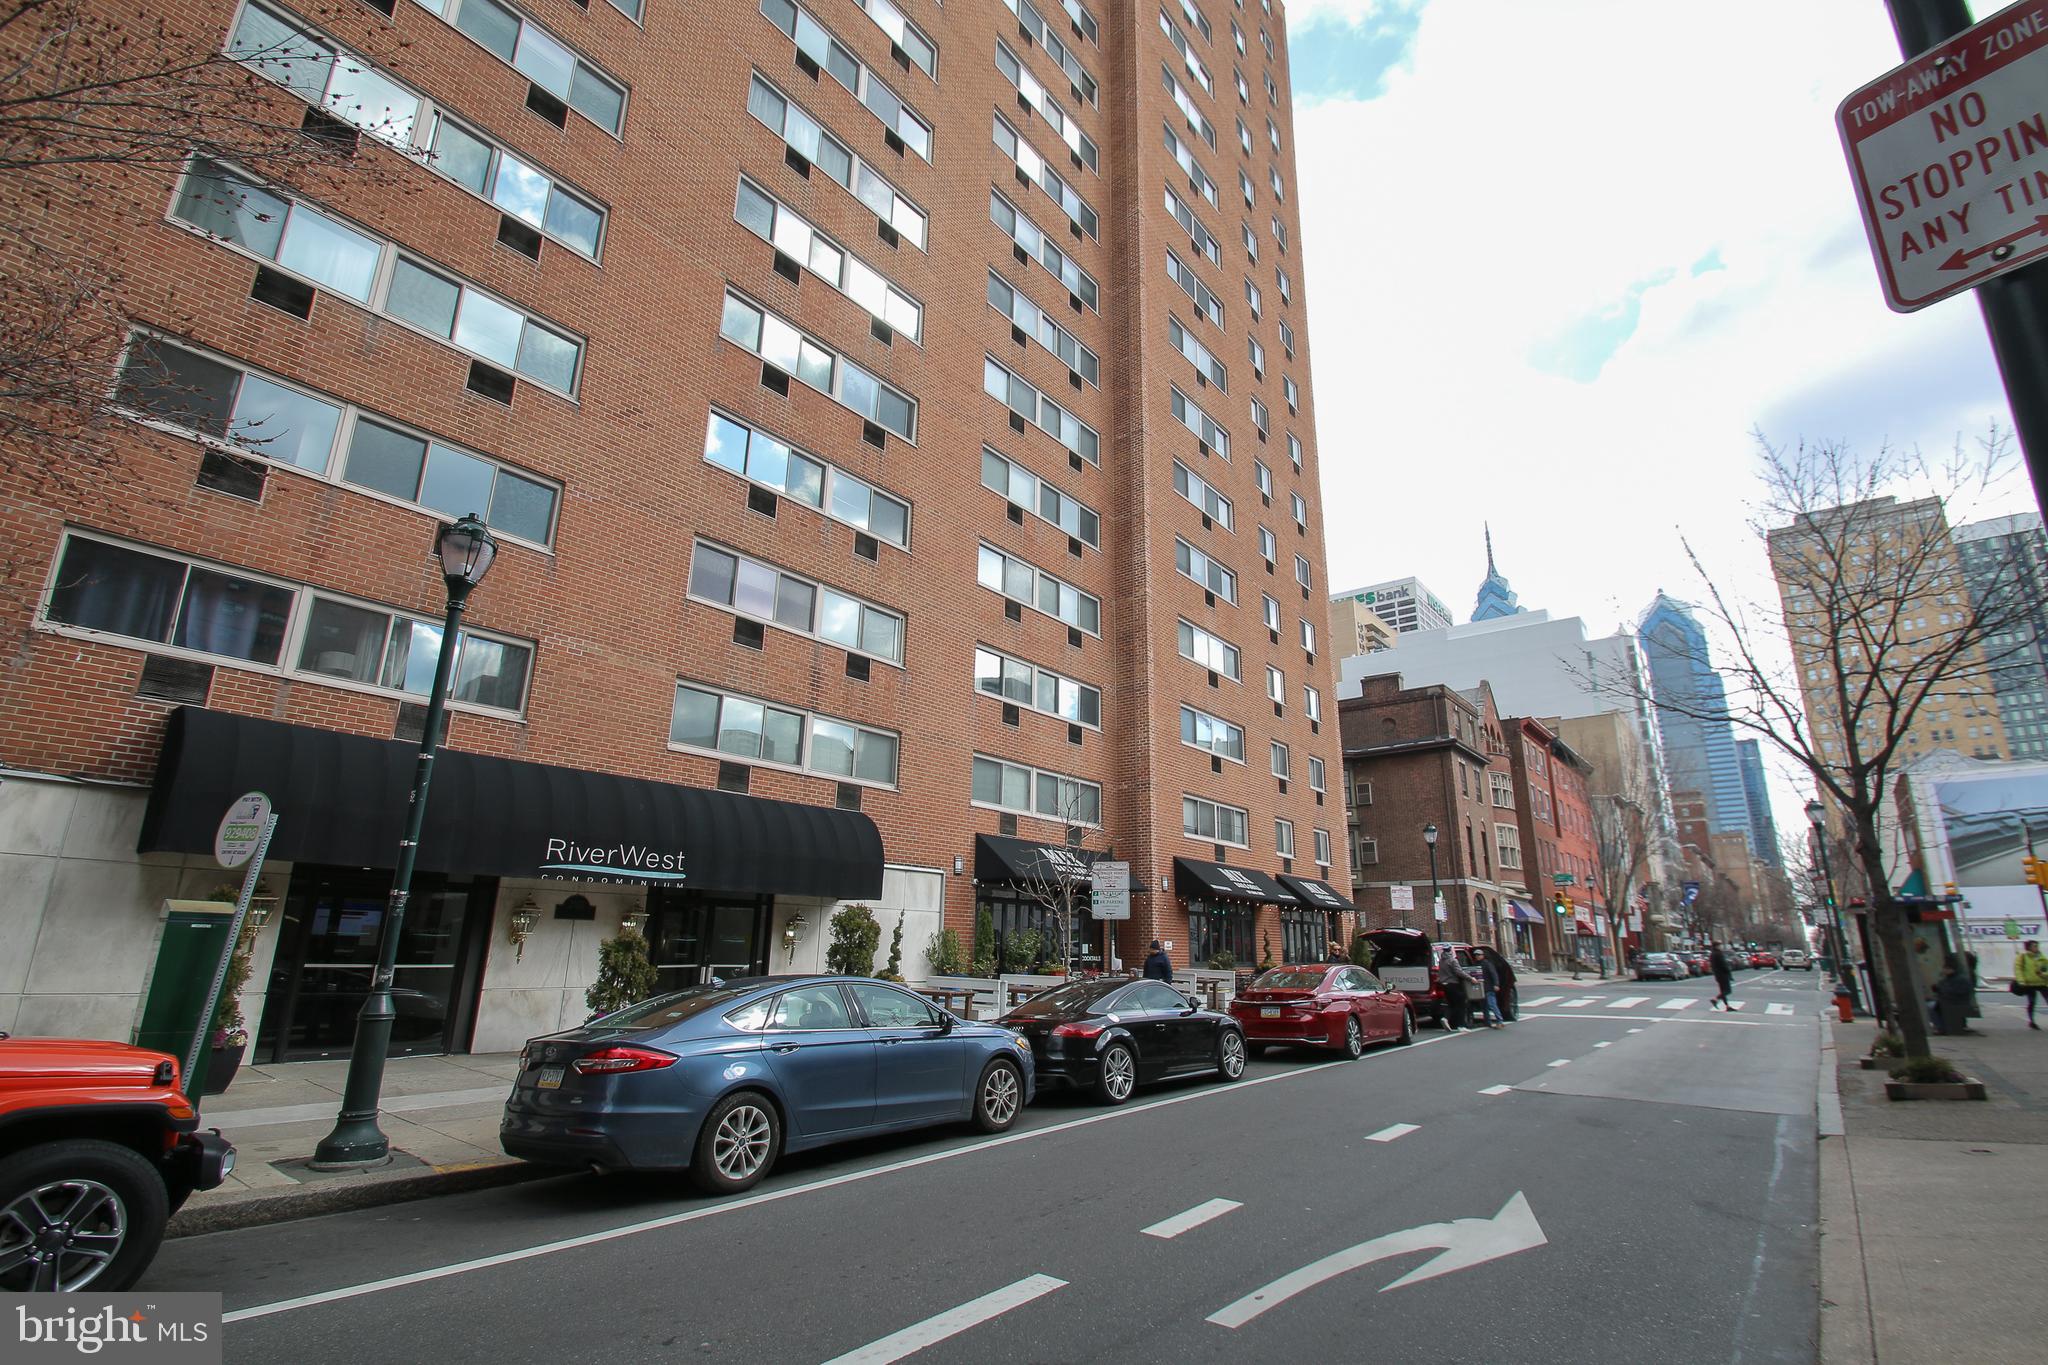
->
xmin=747 ymin=75 xmax=928 ymax=247
xmin=1496 ymin=823 xmax=1522 ymax=869
xmin=1274 ymin=817 xmax=1295 ymax=858
xmin=1161 ymin=66 xmax=1216 ymax=147
xmin=689 ymin=540 xmax=904 ymax=663
xmin=1254 ymin=459 xmax=1273 ymax=498
xmin=984 ymin=356 xmax=1100 ymax=464
xmin=1266 ymin=664 xmax=1284 ymax=703
xmin=1245 ymin=276 xmax=1262 ymax=317
xmin=1173 ymin=460 xmax=1233 ymax=528
xmin=1232 ymin=20 xmax=1246 ymax=53
xmin=1294 ymin=554 xmax=1312 ymax=589
xmin=855 ymin=0 xmax=938 ymax=79
xmin=1063 ymin=0 xmax=1100 ymax=43
xmin=707 ymin=410 xmax=909 ymax=548
xmin=1170 ymin=385 xmax=1230 ymax=457
xmin=671 ymin=681 xmax=898 ymax=785
xmin=1273 ymin=215 xmax=1289 ymax=253
xmin=1164 ymin=124 xmax=1219 ymax=207
xmin=1354 ymin=835 xmax=1379 ymax=866
xmin=762 ymin=0 xmax=932 ymax=159
xmin=1258 ymin=526 xmax=1276 ymax=564
xmin=976 ymin=645 xmax=1102 ymax=726
xmin=1308 ymin=754 xmax=1326 ymax=793
xmin=1177 ymin=0 xmax=1214 ymax=41
xmin=1267 ymin=114 xmax=1282 ymax=150
xmin=1287 ymin=431 xmax=1303 ymax=469
xmin=119 ymin=334 xmax=558 ymax=545
xmin=1265 ymin=71 xmax=1279 ymax=102
xmin=1241 ymin=221 xmax=1259 ymax=261
xmin=1238 ymin=168 xmax=1255 ymax=208
xmin=1259 ymin=25 xmax=1275 ymax=56
xmin=171 ymin=159 xmax=583 ymax=395
xmin=1299 ymin=617 xmax=1315 ymax=653
xmin=996 ymin=39 xmax=1095 ymax=168
xmin=1269 ymin=166 xmax=1285 ymax=201
xmin=1304 ymin=685 xmax=1321 ymax=721
xmin=1248 ymin=335 xmax=1265 ymax=374
xmin=43 ymin=530 xmax=531 ymax=712
xmin=1277 ymin=265 xmax=1293 ymax=302
xmin=1182 ymin=705 xmax=1246 ymax=762
xmin=988 ymin=273 xmax=1100 ymax=385
xmin=1178 ymin=617 xmax=1241 ymax=679
xmin=979 ymin=544 xmax=1101 ymax=633
xmin=1175 ymin=538 xmax=1237 ymax=603
xmin=975 ymin=755 xmax=1103 ymax=824
xmin=1159 ymin=8 xmax=1213 ymax=94
xmin=1284 ymin=376 xmax=1299 ymax=413
xmin=992 ymin=189 xmax=1098 ymax=310
xmin=1234 ymin=67 xmax=1249 ymax=102
xmin=1352 ymin=777 xmax=1373 ymax=806
xmin=1165 ymin=185 xmax=1221 ymax=264
xmin=1314 ymin=828 xmax=1332 ymax=867
xmin=1250 ymin=396 xmax=1270 ymax=437
xmin=995 ymin=113 xmax=1099 ymax=237
xmin=1270 ymin=739 xmax=1290 ymax=778
xmin=736 ymin=179 xmax=921 ymax=341
xmin=981 ymin=446 xmax=1101 ymax=547
xmin=1291 ymin=492 xmax=1307 ymax=528
xmin=606 ymin=0 xmax=643 ymax=19
xmin=1236 ymin=116 xmax=1252 ymax=154
xmin=1490 ymin=772 xmax=1513 ymax=808
xmin=721 ymin=291 xmax=917 ymax=439
xmin=393 ymin=0 xmax=626 ymax=134
xmin=1262 ymin=593 xmax=1280 ymax=631
xmin=1168 ymin=316 xmax=1228 ymax=390
xmin=1167 ymin=249 xmax=1225 ymax=327
xmin=1183 ymin=795 xmax=1249 ymax=846
xmin=1003 ymin=0 xmax=1096 ymax=102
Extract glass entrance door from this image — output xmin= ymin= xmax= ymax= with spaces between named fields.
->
xmin=257 ymin=866 xmax=491 ymax=1062
xmin=646 ymin=890 xmax=770 ymax=993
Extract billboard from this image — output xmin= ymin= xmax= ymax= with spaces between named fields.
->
xmin=1928 ymin=767 xmax=2048 ymax=976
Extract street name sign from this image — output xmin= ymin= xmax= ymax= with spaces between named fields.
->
xmin=1092 ymin=860 xmax=1131 ymax=920
xmin=1551 ymin=872 xmax=1575 ymax=887
xmin=1838 ymin=1 xmax=2048 ymax=311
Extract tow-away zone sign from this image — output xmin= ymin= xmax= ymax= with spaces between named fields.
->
xmin=1838 ymin=1 xmax=2048 ymax=311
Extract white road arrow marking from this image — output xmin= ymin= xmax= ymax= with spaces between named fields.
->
xmin=1522 ymin=996 xmax=1563 ymax=1007
xmin=1206 ymin=1192 xmax=1547 ymax=1328
xmin=1657 ymin=998 xmax=1696 ymax=1011
xmin=1609 ymin=996 xmax=1649 ymax=1009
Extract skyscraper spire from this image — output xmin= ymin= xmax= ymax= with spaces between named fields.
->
xmin=1485 ymin=522 xmax=1498 ymax=575
xmin=1472 ymin=525 xmax=1524 ymax=622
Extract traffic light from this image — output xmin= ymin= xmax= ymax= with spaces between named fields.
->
xmin=2024 ymin=856 xmax=2048 ymax=890
xmin=1553 ymin=894 xmax=1567 ymax=915
xmin=1564 ymin=894 xmax=1575 ymax=914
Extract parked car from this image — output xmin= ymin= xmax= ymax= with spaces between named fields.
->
xmin=1636 ymin=952 xmax=1686 ymax=982
xmin=1229 ymin=964 xmax=1415 ymax=1057
xmin=1681 ymin=952 xmax=1708 ymax=976
xmin=1361 ymin=929 xmax=1476 ymax=1029
xmin=1002 ymin=976 xmax=1246 ymax=1104
xmin=1782 ymin=949 xmax=1813 ymax=971
xmin=501 ymin=976 xmax=1032 ymax=1193
xmin=0 ymin=1034 xmax=235 ymax=1292
xmin=1753 ymin=951 xmax=1779 ymax=968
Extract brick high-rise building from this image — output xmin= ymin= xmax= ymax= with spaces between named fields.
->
xmin=0 ymin=0 xmax=1347 ymax=1051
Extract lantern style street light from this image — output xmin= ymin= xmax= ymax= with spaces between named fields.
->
xmin=1805 ymin=798 xmax=1861 ymax=1012
xmin=1423 ymin=823 xmax=1440 ymax=933
xmin=313 ymin=514 xmax=497 ymax=1167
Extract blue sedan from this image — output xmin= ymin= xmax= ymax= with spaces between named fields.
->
xmin=501 ymin=975 xmax=1033 ymax=1192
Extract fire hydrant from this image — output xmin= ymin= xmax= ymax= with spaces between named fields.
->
xmin=1834 ymin=987 xmax=1854 ymax=1022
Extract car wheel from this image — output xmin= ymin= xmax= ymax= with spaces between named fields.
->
xmin=1397 ymin=1009 xmax=1415 ymax=1045
xmin=1343 ymin=1015 xmax=1365 ymax=1059
xmin=973 ymin=1060 xmax=1023 ymax=1133
xmin=1216 ymin=1029 xmax=1247 ymax=1081
xmin=691 ymin=1091 xmax=781 ymax=1195
xmin=0 ymin=1139 xmax=167 ymax=1293
xmin=1094 ymin=1042 xmax=1138 ymax=1105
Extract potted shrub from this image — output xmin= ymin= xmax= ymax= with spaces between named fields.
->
xmin=970 ymin=908 xmax=997 ymax=978
xmin=1861 ymin=1031 xmax=1904 ymax=1070
xmin=826 ymin=903 xmax=883 ymax=976
xmin=927 ymin=927 xmax=967 ymax=977
xmin=1883 ymin=1053 xmax=1988 ymax=1101
xmin=202 ymin=890 xmax=260 ymax=1095
xmin=586 ymin=926 xmax=659 ymax=1020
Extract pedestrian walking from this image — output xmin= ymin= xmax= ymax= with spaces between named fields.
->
xmin=1708 ymin=941 xmax=1734 ymax=1010
xmin=1475 ymin=951 xmax=1506 ymax=1029
xmin=1142 ymin=940 xmax=1174 ymax=982
xmin=1475 ymin=944 xmax=1519 ymax=1021
xmin=2012 ymin=939 xmax=2048 ymax=1030
xmin=1435 ymin=944 xmax=1477 ymax=1030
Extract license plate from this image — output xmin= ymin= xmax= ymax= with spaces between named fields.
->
xmin=537 ymin=1066 xmax=564 ymax=1090
xmin=1260 ymin=1007 xmax=1279 ymax=1018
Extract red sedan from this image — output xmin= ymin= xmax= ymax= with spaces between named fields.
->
xmin=1228 ymin=964 xmax=1415 ymax=1058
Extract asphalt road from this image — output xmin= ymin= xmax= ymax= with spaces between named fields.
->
xmin=151 ymin=970 xmax=1825 ymax=1364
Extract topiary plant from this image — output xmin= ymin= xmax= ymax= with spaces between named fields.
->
xmin=587 ymin=928 xmax=659 ymax=1019
xmin=927 ymin=927 xmax=967 ymax=976
xmin=1259 ymin=931 xmax=1275 ymax=973
xmin=971 ymin=907 xmax=996 ymax=978
xmin=879 ymin=914 xmax=906 ymax=981
xmin=826 ymin=903 xmax=884 ymax=976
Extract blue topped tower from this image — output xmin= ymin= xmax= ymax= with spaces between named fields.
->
xmin=1471 ymin=525 xmax=1524 ymax=622
xmin=1638 ymin=593 xmax=1753 ymax=853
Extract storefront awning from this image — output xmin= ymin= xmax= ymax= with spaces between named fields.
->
xmin=1508 ymin=901 xmax=1543 ymax=923
xmin=974 ymin=834 xmax=1098 ymax=886
xmin=137 ymin=707 xmax=884 ymax=899
xmin=1174 ymin=856 xmax=1297 ymax=905
xmin=1276 ymin=874 xmax=1354 ymax=911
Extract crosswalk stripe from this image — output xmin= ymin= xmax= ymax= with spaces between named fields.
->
xmin=1610 ymin=996 xmax=1650 ymax=1009
xmin=1522 ymin=996 xmax=1562 ymax=1007
xmin=1766 ymin=1003 xmax=1794 ymax=1016
xmin=1558 ymin=998 xmax=1602 ymax=1009
xmin=1726 ymin=1001 xmax=1746 ymax=1011
xmin=1478 ymin=1084 xmax=1513 ymax=1095
xmin=1657 ymin=998 xmax=1696 ymax=1011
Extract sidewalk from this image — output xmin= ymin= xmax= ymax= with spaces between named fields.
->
xmin=173 ymin=1052 xmax=535 ymax=1237
xmin=1819 ymin=989 xmax=2048 ymax=1364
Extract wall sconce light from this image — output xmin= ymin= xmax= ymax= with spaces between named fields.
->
xmin=953 ymin=855 xmax=965 ymax=875
xmin=246 ymin=883 xmax=280 ymax=931
xmin=781 ymin=909 xmax=811 ymax=958
xmin=509 ymin=894 xmax=541 ymax=960
xmin=620 ymin=907 xmax=648 ymax=936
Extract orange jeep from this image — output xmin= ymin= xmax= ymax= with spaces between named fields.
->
xmin=0 ymin=1034 xmax=234 ymax=1291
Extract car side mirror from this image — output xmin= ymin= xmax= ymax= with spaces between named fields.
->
xmin=934 ymin=1013 xmax=955 ymax=1034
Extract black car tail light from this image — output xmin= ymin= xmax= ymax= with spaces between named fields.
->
xmin=572 ymin=1046 xmax=678 ymax=1075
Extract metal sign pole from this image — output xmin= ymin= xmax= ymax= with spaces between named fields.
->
xmin=183 ymin=813 xmax=278 ymax=1101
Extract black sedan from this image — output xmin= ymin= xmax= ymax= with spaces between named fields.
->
xmin=998 ymin=977 xmax=1246 ymax=1105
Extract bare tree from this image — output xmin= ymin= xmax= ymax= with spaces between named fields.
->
xmin=0 ymin=0 xmax=406 ymax=497
xmin=1592 ymin=788 xmax=1650 ymax=974
xmin=1007 ymin=781 xmax=1105 ymax=976
xmin=1637 ymin=430 xmax=2033 ymax=1059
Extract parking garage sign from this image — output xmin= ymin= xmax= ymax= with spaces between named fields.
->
xmin=1838 ymin=2 xmax=2048 ymax=311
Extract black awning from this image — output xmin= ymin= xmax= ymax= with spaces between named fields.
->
xmin=1174 ymin=856 xmax=1298 ymax=905
xmin=975 ymin=834 xmax=1098 ymax=886
xmin=137 ymin=707 xmax=884 ymax=899
xmin=1277 ymin=874 xmax=1354 ymax=911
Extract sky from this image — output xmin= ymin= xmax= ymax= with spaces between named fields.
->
xmin=1286 ymin=0 xmax=2035 ymax=836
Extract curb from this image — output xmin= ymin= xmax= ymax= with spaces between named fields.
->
xmin=1818 ymin=1014 xmax=1845 ymax=1137
xmin=168 ymin=1159 xmax=558 ymax=1239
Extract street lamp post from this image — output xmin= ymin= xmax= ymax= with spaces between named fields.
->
xmin=1423 ymin=823 xmax=1440 ymax=935
xmin=1806 ymin=798 xmax=1861 ymax=1013
xmin=313 ymin=514 xmax=498 ymax=1168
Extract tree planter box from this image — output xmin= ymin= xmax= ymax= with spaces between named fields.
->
xmin=1883 ymin=1077 xmax=1987 ymax=1101
xmin=1859 ymin=1056 xmax=1900 ymax=1070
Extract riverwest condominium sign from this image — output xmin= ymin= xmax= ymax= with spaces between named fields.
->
xmin=1838 ymin=1 xmax=2048 ymax=311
